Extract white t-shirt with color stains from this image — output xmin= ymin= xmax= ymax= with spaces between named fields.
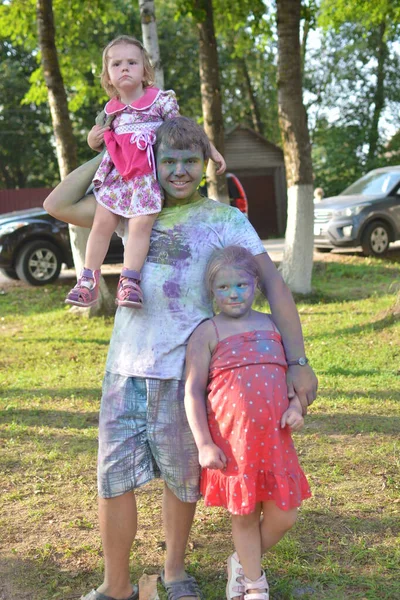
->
xmin=106 ymin=198 xmax=266 ymax=379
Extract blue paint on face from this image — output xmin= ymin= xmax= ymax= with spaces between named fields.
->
xmin=212 ymin=267 xmax=257 ymax=319
xmin=156 ymin=145 xmax=205 ymax=207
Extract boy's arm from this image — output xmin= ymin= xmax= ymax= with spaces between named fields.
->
xmin=43 ymin=154 xmax=102 ymax=228
xmin=255 ymin=252 xmax=318 ymax=414
xmin=184 ymin=323 xmax=227 ymax=469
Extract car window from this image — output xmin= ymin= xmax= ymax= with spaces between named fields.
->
xmin=341 ymin=172 xmax=400 ymax=196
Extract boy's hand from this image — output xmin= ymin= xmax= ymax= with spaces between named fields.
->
xmin=287 ymin=363 xmax=318 ymax=415
xmin=88 ymin=125 xmax=109 ymax=152
xmin=281 ymin=395 xmax=304 ymax=431
xmin=210 ymin=146 xmax=226 ymax=175
xmin=199 ymin=443 xmax=227 ymax=470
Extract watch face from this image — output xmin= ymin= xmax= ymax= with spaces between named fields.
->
xmin=298 ymin=357 xmax=307 ymax=366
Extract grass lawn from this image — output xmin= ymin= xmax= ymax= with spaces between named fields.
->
xmin=0 ymin=251 xmax=399 ymax=600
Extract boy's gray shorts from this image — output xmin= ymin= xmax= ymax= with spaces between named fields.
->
xmin=97 ymin=372 xmax=201 ymax=502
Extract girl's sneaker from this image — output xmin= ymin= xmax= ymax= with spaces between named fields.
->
xmin=116 ymin=268 xmax=143 ymax=308
xmin=243 ymin=572 xmax=269 ymax=600
xmin=226 ymin=552 xmax=245 ymax=600
xmin=65 ymin=268 xmax=100 ymax=307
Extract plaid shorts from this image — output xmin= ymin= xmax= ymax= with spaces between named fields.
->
xmin=97 ymin=372 xmax=201 ymax=502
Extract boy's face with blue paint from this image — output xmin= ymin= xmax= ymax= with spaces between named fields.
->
xmin=156 ymin=144 xmax=205 ymax=207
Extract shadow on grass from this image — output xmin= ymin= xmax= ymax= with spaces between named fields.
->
xmin=307 ymin=312 xmax=399 ymax=341
xmin=317 ymin=389 xmax=398 ymax=401
xmin=0 ymin=407 xmax=99 ymax=429
xmin=1 ymin=387 xmax=102 ymax=402
xmin=304 ymin=412 xmax=400 ymax=435
xmin=9 ymin=336 xmax=111 ymax=345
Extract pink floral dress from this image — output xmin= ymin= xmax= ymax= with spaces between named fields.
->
xmin=93 ymin=87 xmax=179 ymax=218
xmin=201 ymin=326 xmax=311 ymax=516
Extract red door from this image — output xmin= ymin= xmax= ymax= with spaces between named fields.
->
xmin=238 ymin=175 xmax=278 ymax=239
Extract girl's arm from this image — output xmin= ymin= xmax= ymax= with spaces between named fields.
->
xmin=184 ymin=322 xmax=227 ymax=470
xmin=281 ymin=394 xmax=304 ymax=432
xmin=87 ymin=125 xmax=110 ymax=152
xmin=43 ymin=154 xmax=102 ymax=228
xmin=209 ymin=142 xmax=226 ymax=175
xmin=255 ymin=253 xmax=318 ymax=414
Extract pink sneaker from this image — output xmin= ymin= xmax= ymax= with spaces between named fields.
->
xmin=116 ymin=268 xmax=143 ymax=309
xmin=65 ymin=268 xmax=100 ymax=307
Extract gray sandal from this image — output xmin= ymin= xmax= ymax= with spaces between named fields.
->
xmin=80 ymin=586 xmax=139 ymax=600
xmin=160 ymin=570 xmax=203 ymax=600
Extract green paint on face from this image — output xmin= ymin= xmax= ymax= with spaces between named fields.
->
xmin=156 ymin=144 xmax=205 ymax=207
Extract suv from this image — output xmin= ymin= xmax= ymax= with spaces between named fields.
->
xmin=0 ymin=207 xmax=123 ymax=285
xmin=314 ymin=166 xmax=400 ymax=256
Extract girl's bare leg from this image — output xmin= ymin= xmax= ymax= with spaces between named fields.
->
xmin=124 ymin=213 xmax=159 ymax=272
xmin=260 ymin=501 xmax=298 ymax=553
xmin=43 ymin=154 xmax=103 ymax=228
xmin=231 ymin=505 xmax=263 ymax=582
xmin=85 ymin=204 xmax=120 ymax=271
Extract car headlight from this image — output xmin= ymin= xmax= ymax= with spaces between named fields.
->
xmin=0 ymin=222 xmax=29 ymax=236
xmin=334 ymin=204 xmax=371 ymax=217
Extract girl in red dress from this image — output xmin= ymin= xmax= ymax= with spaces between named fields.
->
xmin=185 ymin=246 xmax=311 ymax=600
xmin=65 ymin=35 xmax=225 ymax=309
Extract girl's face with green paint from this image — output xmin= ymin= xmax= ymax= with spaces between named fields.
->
xmin=156 ymin=144 xmax=205 ymax=206
xmin=212 ymin=266 xmax=257 ymax=319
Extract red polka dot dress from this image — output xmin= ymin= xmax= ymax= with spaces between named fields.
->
xmin=200 ymin=324 xmax=311 ymax=516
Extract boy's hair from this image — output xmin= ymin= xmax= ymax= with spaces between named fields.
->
xmin=205 ymin=245 xmax=261 ymax=295
xmin=155 ymin=117 xmax=211 ymax=161
xmin=101 ymin=35 xmax=155 ymax=97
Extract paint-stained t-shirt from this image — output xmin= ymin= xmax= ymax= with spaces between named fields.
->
xmin=106 ymin=198 xmax=266 ymax=379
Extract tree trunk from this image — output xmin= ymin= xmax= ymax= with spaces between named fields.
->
xmin=36 ymin=0 xmax=113 ymax=314
xmin=367 ymin=19 xmax=387 ymax=168
xmin=276 ymin=0 xmax=314 ymax=294
xmin=139 ymin=0 xmax=164 ymax=90
xmin=194 ymin=0 xmax=228 ymax=204
xmin=241 ymin=57 xmax=264 ymax=135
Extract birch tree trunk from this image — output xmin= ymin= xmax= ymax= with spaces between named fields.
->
xmin=241 ymin=57 xmax=264 ymax=136
xmin=366 ymin=19 xmax=387 ymax=168
xmin=139 ymin=0 xmax=164 ymax=89
xmin=36 ymin=0 xmax=113 ymax=314
xmin=276 ymin=0 xmax=314 ymax=294
xmin=194 ymin=0 xmax=229 ymax=204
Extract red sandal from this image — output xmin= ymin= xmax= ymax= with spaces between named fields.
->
xmin=116 ymin=268 xmax=143 ymax=309
xmin=65 ymin=268 xmax=100 ymax=307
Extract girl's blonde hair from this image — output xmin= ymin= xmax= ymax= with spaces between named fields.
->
xmin=205 ymin=246 xmax=261 ymax=295
xmin=100 ymin=35 xmax=155 ymax=97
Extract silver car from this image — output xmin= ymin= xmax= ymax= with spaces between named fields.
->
xmin=314 ymin=166 xmax=400 ymax=256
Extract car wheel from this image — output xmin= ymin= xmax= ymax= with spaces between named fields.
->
xmin=361 ymin=221 xmax=391 ymax=257
xmin=0 ymin=267 xmax=20 ymax=280
xmin=315 ymin=247 xmax=332 ymax=253
xmin=15 ymin=240 xmax=62 ymax=285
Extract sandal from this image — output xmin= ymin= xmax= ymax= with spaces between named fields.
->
xmin=116 ymin=268 xmax=143 ymax=309
xmin=80 ymin=585 xmax=138 ymax=600
xmin=243 ymin=571 xmax=269 ymax=600
xmin=226 ymin=552 xmax=245 ymax=600
xmin=65 ymin=268 xmax=100 ymax=307
xmin=160 ymin=569 xmax=203 ymax=600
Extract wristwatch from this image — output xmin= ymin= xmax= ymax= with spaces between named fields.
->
xmin=287 ymin=356 xmax=309 ymax=367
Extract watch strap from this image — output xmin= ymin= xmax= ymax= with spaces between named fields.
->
xmin=287 ymin=356 xmax=309 ymax=366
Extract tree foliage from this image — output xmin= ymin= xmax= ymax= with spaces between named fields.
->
xmin=306 ymin=0 xmax=400 ymax=195
xmin=0 ymin=41 xmax=58 ymax=188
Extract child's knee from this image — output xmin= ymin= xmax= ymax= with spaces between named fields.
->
xmin=279 ymin=507 xmax=298 ymax=532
